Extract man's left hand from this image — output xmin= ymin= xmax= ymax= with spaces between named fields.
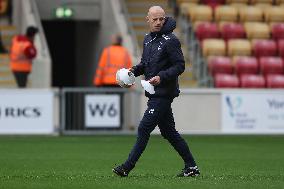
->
xmin=149 ymin=76 xmax=161 ymax=86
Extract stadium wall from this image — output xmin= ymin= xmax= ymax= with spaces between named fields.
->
xmin=141 ymin=89 xmax=284 ymax=134
xmin=0 ymin=89 xmax=283 ymax=135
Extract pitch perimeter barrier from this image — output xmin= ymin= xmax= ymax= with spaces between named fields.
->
xmin=60 ymin=88 xmax=141 ymax=135
xmin=0 ymin=89 xmax=59 ymax=135
xmin=1 ymin=88 xmax=284 ymax=135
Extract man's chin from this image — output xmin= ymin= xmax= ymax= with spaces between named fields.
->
xmin=153 ymin=28 xmax=161 ymax=32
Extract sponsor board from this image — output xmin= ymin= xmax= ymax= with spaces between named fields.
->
xmin=0 ymin=90 xmax=54 ymax=134
xmin=85 ymin=94 xmax=121 ymax=128
xmin=222 ymin=92 xmax=284 ymax=133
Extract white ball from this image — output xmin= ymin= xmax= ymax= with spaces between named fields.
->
xmin=116 ymin=68 xmax=135 ymax=88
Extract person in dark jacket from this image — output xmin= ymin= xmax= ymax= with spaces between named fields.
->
xmin=113 ymin=6 xmax=200 ymax=177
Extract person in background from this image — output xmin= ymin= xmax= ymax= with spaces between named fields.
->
xmin=10 ymin=26 xmax=38 ymax=88
xmin=93 ymin=34 xmax=133 ymax=87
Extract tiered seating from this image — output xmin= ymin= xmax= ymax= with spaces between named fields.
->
xmin=208 ymin=56 xmax=234 ymax=75
xmin=179 ymin=0 xmax=284 ymax=88
xmin=220 ymin=23 xmax=246 ymax=40
xmin=234 ymin=56 xmax=258 ymax=75
xmin=240 ymin=74 xmax=266 ymax=88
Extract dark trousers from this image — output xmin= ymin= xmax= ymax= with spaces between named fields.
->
xmin=13 ymin=71 xmax=29 ymax=88
xmin=123 ymin=97 xmax=197 ymax=170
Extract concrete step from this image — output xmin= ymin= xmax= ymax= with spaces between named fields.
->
xmin=0 ymin=80 xmax=17 ymax=88
xmin=0 ymin=71 xmax=13 ymax=77
xmin=0 ymin=25 xmax=16 ymax=51
xmin=0 ymin=53 xmax=9 ymax=59
xmin=130 ymin=16 xmax=146 ymax=22
xmin=0 ymin=74 xmax=14 ymax=81
xmin=0 ymin=66 xmax=10 ymax=71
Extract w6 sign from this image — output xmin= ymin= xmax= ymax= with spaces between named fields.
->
xmin=85 ymin=95 xmax=121 ymax=128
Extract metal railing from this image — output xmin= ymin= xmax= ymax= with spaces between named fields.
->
xmin=30 ymin=0 xmax=51 ymax=58
xmin=119 ymin=0 xmax=141 ymax=57
xmin=180 ymin=14 xmax=212 ymax=87
xmin=60 ymin=87 xmax=142 ymax=135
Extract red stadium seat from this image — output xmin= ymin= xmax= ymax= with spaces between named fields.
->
xmin=240 ymin=74 xmax=266 ymax=88
xmin=266 ymin=74 xmax=284 ymax=88
xmin=208 ymin=56 xmax=234 ymax=75
xmin=214 ymin=74 xmax=240 ymax=88
xmin=234 ymin=56 xmax=258 ymax=75
xmin=220 ymin=23 xmax=246 ymax=41
xmin=271 ymin=23 xmax=284 ymax=40
xmin=252 ymin=40 xmax=277 ymax=57
xmin=259 ymin=57 xmax=284 ymax=75
xmin=195 ymin=22 xmax=220 ymax=41
xmin=201 ymin=0 xmax=225 ymax=9
xmin=278 ymin=39 xmax=284 ymax=58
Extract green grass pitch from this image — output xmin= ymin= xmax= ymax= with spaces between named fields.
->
xmin=0 ymin=135 xmax=283 ymax=189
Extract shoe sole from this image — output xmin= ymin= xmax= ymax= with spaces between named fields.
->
xmin=177 ymin=172 xmax=200 ymax=177
xmin=112 ymin=168 xmax=128 ymax=177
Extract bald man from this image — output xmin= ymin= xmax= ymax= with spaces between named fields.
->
xmin=113 ymin=6 xmax=200 ymax=177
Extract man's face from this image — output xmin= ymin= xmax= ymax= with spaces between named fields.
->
xmin=147 ymin=11 xmax=166 ymax=32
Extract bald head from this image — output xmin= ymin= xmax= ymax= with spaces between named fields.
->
xmin=147 ymin=6 xmax=165 ymax=17
xmin=146 ymin=6 xmax=166 ymax=32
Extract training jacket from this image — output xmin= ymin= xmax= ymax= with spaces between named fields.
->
xmin=132 ymin=17 xmax=185 ymax=98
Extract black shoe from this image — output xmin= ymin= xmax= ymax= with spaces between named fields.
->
xmin=177 ymin=166 xmax=200 ymax=177
xmin=112 ymin=165 xmax=129 ymax=177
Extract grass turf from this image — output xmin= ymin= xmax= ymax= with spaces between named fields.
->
xmin=0 ymin=135 xmax=283 ymax=189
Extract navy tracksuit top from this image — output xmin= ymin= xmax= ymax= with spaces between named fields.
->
xmin=132 ymin=17 xmax=185 ymax=98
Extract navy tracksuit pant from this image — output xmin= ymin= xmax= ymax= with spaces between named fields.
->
xmin=123 ymin=97 xmax=197 ymax=171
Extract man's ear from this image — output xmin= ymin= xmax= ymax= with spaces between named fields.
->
xmin=146 ymin=16 xmax=149 ymax=23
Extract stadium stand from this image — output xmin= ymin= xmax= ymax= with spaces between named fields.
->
xmin=266 ymin=74 xmax=284 ymax=88
xmin=259 ymin=56 xmax=284 ymax=75
xmin=202 ymin=39 xmax=226 ymax=56
xmin=177 ymin=0 xmax=284 ymax=88
xmin=215 ymin=5 xmax=238 ymax=22
xmin=234 ymin=56 xmax=259 ymax=75
xmin=278 ymin=39 xmax=284 ymax=58
xmin=220 ymin=22 xmax=246 ymax=41
xmin=208 ymin=56 xmax=234 ymax=75
xmin=240 ymin=74 xmax=266 ymax=88
xmin=0 ymin=23 xmax=17 ymax=88
xmin=214 ymin=73 xmax=240 ymax=87
xmin=195 ymin=22 xmax=219 ymax=41
xmin=271 ymin=23 xmax=284 ymax=40
xmin=228 ymin=39 xmax=252 ymax=56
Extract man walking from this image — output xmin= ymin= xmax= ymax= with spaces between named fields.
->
xmin=113 ymin=6 xmax=200 ymax=177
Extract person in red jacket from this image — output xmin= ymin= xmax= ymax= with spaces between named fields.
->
xmin=10 ymin=26 xmax=38 ymax=88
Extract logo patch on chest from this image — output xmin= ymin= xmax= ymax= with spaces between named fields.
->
xmin=148 ymin=109 xmax=155 ymax=114
xmin=158 ymin=41 xmax=163 ymax=51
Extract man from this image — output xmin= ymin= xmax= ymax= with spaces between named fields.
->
xmin=113 ymin=6 xmax=200 ymax=177
xmin=93 ymin=34 xmax=133 ymax=87
xmin=10 ymin=26 xmax=38 ymax=88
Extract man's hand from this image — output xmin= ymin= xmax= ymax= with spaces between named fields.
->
xmin=149 ymin=76 xmax=161 ymax=86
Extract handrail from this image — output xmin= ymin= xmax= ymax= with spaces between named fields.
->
xmin=119 ymin=0 xmax=141 ymax=57
xmin=30 ymin=0 xmax=51 ymax=59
